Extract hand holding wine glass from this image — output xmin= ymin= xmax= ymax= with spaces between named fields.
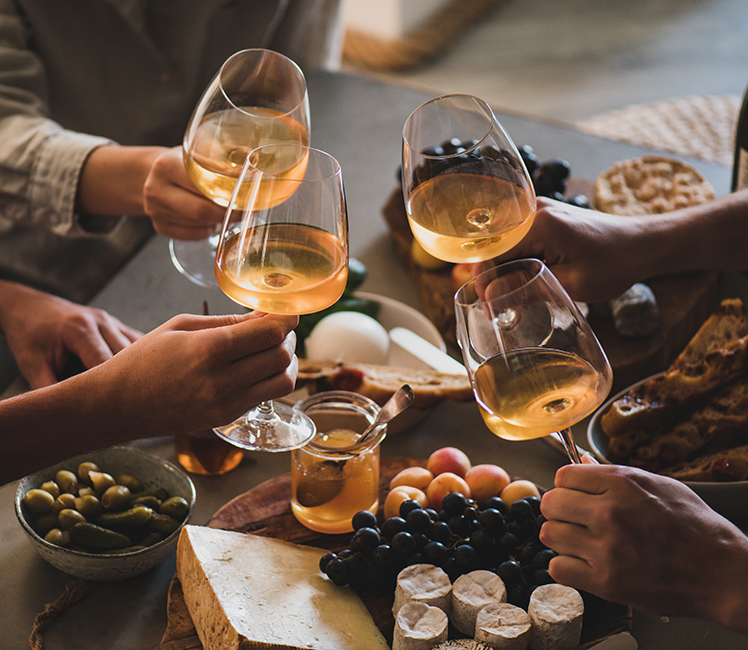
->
xmin=402 ymin=94 xmax=536 ymax=264
xmin=454 ymin=259 xmax=613 ymax=464
xmin=213 ymin=144 xmax=348 ymax=452
xmin=171 ymin=48 xmax=310 ymax=287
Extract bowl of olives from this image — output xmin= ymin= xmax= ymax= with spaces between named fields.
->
xmin=15 ymin=446 xmax=196 ymax=582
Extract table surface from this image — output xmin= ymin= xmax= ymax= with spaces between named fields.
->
xmin=2 ymin=70 xmax=747 ymax=650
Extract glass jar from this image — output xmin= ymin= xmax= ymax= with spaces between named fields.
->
xmin=291 ymin=391 xmax=386 ymax=534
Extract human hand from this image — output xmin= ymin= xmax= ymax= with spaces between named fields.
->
xmin=142 ymin=146 xmax=225 ymax=240
xmin=90 ymin=311 xmax=299 ymax=435
xmin=0 ymin=282 xmax=141 ymax=389
xmin=494 ymin=198 xmax=656 ymax=303
xmin=539 ymin=463 xmax=748 ymax=630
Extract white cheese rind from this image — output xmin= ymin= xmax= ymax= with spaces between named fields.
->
xmin=393 ymin=563 xmax=452 ymax=617
xmin=393 ymin=602 xmax=449 ymax=650
xmin=176 ymin=525 xmax=390 ymax=650
xmin=528 ymin=584 xmax=584 ymax=650
xmin=450 ymin=570 xmax=507 ymax=636
xmin=474 ymin=602 xmax=531 ymax=650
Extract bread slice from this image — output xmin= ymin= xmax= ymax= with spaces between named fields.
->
xmin=176 ymin=525 xmax=390 ymax=650
xmin=297 ymin=359 xmax=473 ymax=410
xmin=661 ymin=443 xmax=748 ymax=482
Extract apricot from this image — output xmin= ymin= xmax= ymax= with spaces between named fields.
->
xmin=426 ymin=447 xmax=471 ymax=478
xmin=464 ymin=464 xmax=511 ymax=506
xmin=384 ymin=485 xmax=429 ymax=520
xmin=500 ymin=479 xmax=541 ymax=507
xmin=426 ymin=472 xmax=471 ymax=511
xmin=389 ymin=466 xmax=434 ymax=491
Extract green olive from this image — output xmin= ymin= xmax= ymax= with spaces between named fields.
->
xmin=23 ymin=488 xmax=55 ymax=515
xmin=130 ymin=495 xmax=162 ymax=510
xmin=39 ymin=481 xmax=60 ymax=499
xmin=34 ymin=512 xmax=60 ymax=536
xmin=89 ymin=471 xmax=115 ymax=494
xmin=55 ymin=470 xmax=78 ymax=494
xmin=149 ymin=513 xmax=181 ymax=535
xmin=75 ymin=494 xmax=103 ymax=518
xmin=77 ymin=461 xmax=100 ymax=483
xmin=44 ymin=528 xmax=71 ymax=547
xmin=116 ymin=474 xmax=144 ymax=493
xmin=53 ymin=493 xmax=77 ymax=514
xmin=58 ymin=508 xmax=87 ymax=530
xmin=159 ymin=496 xmax=190 ymax=521
xmin=78 ymin=486 xmax=96 ymax=498
xmin=101 ymin=485 xmax=131 ymax=511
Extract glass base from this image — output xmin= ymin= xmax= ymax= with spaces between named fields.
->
xmin=169 ymin=236 xmax=219 ymax=288
xmin=213 ymin=401 xmax=316 ymax=452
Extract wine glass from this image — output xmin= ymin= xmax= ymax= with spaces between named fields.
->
xmin=213 ymin=144 xmax=349 ymax=452
xmin=454 ymin=259 xmax=613 ymax=463
xmin=170 ymin=48 xmax=311 ymax=288
xmin=402 ymin=93 xmax=536 ymax=264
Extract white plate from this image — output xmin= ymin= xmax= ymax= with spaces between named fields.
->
xmin=588 ymin=373 xmax=748 ymax=522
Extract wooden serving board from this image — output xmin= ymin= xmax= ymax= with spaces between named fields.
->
xmin=382 ymin=182 xmax=719 ymax=394
xmin=160 ymin=458 xmax=632 ymax=649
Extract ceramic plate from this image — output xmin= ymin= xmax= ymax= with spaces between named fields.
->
xmin=588 ymin=373 xmax=748 ymax=522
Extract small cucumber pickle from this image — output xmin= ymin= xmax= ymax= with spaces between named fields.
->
xmin=22 ymin=460 xmax=190 ymax=554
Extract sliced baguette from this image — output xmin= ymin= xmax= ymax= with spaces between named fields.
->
xmin=661 ymin=443 xmax=748 ymax=482
xmin=297 ymin=359 xmax=473 ymax=410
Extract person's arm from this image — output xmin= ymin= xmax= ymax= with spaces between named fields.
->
xmin=497 ymin=189 xmax=748 ymax=303
xmin=0 ymin=280 xmax=141 ymax=388
xmin=0 ymin=311 xmax=299 ymax=483
xmin=539 ymin=462 xmax=748 ymax=633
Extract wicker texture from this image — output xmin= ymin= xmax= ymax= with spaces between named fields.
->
xmin=579 ymin=95 xmax=741 ymax=166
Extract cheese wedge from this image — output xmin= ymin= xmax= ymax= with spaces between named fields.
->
xmin=528 ymin=584 xmax=584 ymax=650
xmin=450 ymin=570 xmax=507 ymax=636
xmin=176 ymin=525 xmax=389 ymax=650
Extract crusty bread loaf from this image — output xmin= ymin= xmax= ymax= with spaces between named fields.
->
xmin=661 ymin=443 xmax=748 ymax=481
xmin=297 ymin=359 xmax=473 ymax=409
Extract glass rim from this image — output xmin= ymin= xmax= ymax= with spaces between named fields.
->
xmin=219 ymin=48 xmax=308 ymax=120
xmin=242 ymin=143 xmax=342 ymax=182
xmin=453 ymin=258 xmax=546 ymax=308
xmin=402 ymin=93 xmax=497 ymax=157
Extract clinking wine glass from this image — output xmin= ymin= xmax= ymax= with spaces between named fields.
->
xmin=171 ymin=48 xmax=311 ymax=288
xmin=213 ymin=144 xmax=349 ymax=452
xmin=402 ymin=93 xmax=536 ymax=264
xmin=454 ymin=259 xmax=613 ymax=464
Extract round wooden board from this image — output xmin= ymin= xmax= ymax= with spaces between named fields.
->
xmin=163 ymin=457 xmax=632 ymax=648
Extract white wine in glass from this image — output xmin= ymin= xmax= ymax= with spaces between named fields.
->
xmin=213 ymin=144 xmax=349 ymax=452
xmin=454 ymin=259 xmax=613 ymax=463
xmin=171 ymin=48 xmax=310 ymax=287
xmin=402 ymin=94 xmax=536 ymax=264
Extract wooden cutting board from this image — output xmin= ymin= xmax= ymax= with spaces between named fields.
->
xmin=160 ymin=457 xmax=632 ymax=649
xmin=382 ymin=182 xmax=719 ymax=394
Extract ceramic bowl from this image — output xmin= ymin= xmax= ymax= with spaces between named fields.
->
xmin=15 ymin=446 xmax=195 ymax=582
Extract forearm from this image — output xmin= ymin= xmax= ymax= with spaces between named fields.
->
xmin=76 ymin=145 xmax=167 ymax=216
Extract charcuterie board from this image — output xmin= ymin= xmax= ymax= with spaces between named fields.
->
xmin=160 ymin=457 xmax=631 ymax=648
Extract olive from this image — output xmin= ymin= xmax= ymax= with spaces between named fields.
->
xmin=75 ymin=494 xmax=103 ymax=518
xmin=159 ymin=496 xmax=190 ymax=521
xmin=116 ymin=474 xmax=144 ymax=493
xmin=101 ymin=485 xmax=131 ymax=511
xmin=58 ymin=508 xmax=87 ymax=530
xmin=39 ymin=481 xmax=60 ymax=499
xmin=53 ymin=493 xmax=77 ymax=514
xmin=130 ymin=495 xmax=162 ymax=510
xmin=55 ymin=470 xmax=78 ymax=494
xmin=23 ymin=488 xmax=56 ymax=515
xmin=44 ymin=528 xmax=71 ymax=547
xmin=77 ymin=461 xmax=100 ymax=483
xmin=89 ymin=471 xmax=115 ymax=494
xmin=34 ymin=512 xmax=60 ymax=536
xmin=78 ymin=486 xmax=96 ymax=498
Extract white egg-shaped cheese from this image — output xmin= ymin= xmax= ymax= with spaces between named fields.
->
xmin=393 ymin=602 xmax=448 ymax=650
xmin=528 ymin=584 xmax=584 ymax=650
xmin=451 ymin=570 xmax=507 ymax=636
xmin=305 ymin=311 xmax=390 ymax=364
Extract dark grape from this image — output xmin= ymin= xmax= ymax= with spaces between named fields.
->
xmin=484 ymin=496 xmax=507 ymax=515
xmin=497 ymin=560 xmax=523 ymax=589
xmin=442 ymin=492 xmax=468 ymax=516
xmin=499 ymin=532 xmax=519 ymax=554
xmin=534 ymin=569 xmax=554 ymax=585
xmin=463 ymin=505 xmax=479 ymax=521
xmin=351 ymin=510 xmax=378 ymax=531
xmin=425 ymin=508 xmax=440 ymax=522
xmin=381 ymin=516 xmax=407 ymax=541
xmin=509 ymin=498 xmax=534 ymax=522
xmin=454 ymin=543 xmax=477 ymax=570
xmin=448 ymin=514 xmax=471 ymax=538
xmin=539 ymin=157 xmax=571 ymax=182
xmin=399 ymin=499 xmax=423 ymax=519
xmin=350 ymin=527 xmax=380 ymax=555
xmin=344 ymin=553 xmax=369 ymax=583
xmin=441 ymin=137 xmax=464 ymax=155
xmin=533 ymin=171 xmax=565 ymax=197
xmin=429 ymin=520 xmax=452 ymax=545
xmin=372 ymin=544 xmax=396 ymax=569
xmin=391 ymin=531 xmax=416 ymax=556
xmin=518 ymin=145 xmax=539 ymax=176
xmin=468 ymin=528 xmax=495 ymax=554
xmin=422 ymin=540 xmax=448 ymax=565
xmin=523 ymin=496 xmax=542 ymax=517
xmin=319 ymin=552 xmax=336 ymax=573
xmin=325 ymin=556 xmax=350 ymax=586
xmin=406 ymin=507 xmax=432 ymax=534
xmin=533 ymin=548 xmax=557 ymax=570
xmin=478 ymin=508 xmax=507 ymax=537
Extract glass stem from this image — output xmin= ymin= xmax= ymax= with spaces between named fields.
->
xmin=558 ymin=427 xmax=582 ymax=464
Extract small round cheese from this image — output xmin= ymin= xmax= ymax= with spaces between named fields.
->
xmin=393 ymin=602 xmax=448 ymax=650
xmin=528 ymin=584 xmax=584 ymax=650
xmin=475 ymin=602 xmax=531 ymax=650
xmin=305 ymin=311 xmax=390 ymax=364
xmin=393 ymin=563 xmax=452 ymax=618
xmin=450 ymin=570 xmax=507 ymax=636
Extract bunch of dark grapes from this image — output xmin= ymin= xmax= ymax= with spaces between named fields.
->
xmin=517 ymin=144 xmax=590 ymax=208
xmin=319 ymin=492 xmax=557 ymax=609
